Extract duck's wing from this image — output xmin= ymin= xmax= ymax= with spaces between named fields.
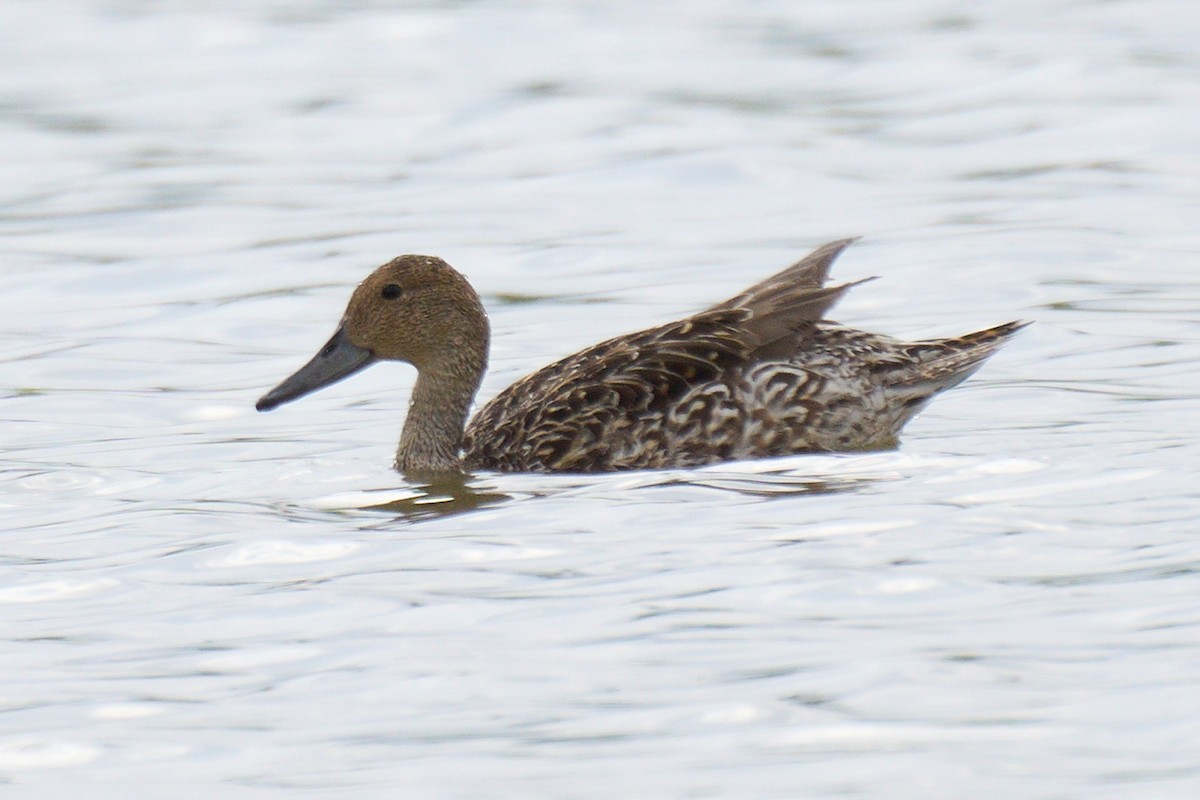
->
xmin=463 ymin=240 xmax=879 ymax=472
xmin=463 ymin=309 xmax=759 ymax=472
xmin=708 ymin=238 xmax=871 ymax=358
xmin=709 ymin=238 xmax=859 ymax=314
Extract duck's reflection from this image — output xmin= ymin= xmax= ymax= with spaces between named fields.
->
xmin=351 ymin=452 xmax=900 ymax=521
xmin=363 ymin=473 xmax=511 ymax=520
xmin=660 ymin=471 xmax=881 ymax=498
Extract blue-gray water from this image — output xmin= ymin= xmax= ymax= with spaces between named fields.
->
xmin=3 ymin=1 xmax=1199 ymax=797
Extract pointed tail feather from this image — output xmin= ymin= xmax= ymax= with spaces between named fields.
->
xmin=906 ymin=320 xmax=1030 ymax=390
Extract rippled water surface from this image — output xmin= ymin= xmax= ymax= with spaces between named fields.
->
xmin=4 ymin=1 xmax=1200 ymax=797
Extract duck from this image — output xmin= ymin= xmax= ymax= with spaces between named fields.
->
xmin=256 ymin=239 xmax=1025 ymax=477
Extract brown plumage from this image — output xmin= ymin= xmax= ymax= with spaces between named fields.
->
xmin=256 ymin=239 xmax=1026 ymax=477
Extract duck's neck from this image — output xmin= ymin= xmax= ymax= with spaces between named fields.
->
xmin=395 ymin=341 xmax=487 ymax=477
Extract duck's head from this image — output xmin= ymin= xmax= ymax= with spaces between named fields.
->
xmin=256 ymin=255 xmax=488 ymax=412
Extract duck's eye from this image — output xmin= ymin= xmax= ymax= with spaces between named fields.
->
xmin=381 ymin=283 xmax=403 ymax=300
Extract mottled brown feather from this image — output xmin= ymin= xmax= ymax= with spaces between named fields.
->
xmin=460 ymin=241 xmax=1025 ymax=473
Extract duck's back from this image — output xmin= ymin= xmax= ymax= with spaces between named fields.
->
xmin=461 ymin=240 xmax=1024 ymax=473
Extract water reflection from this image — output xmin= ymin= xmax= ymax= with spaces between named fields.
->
xmin=321 ymin=455 xmax=892 ymax=522
xmin=358 ymin=474 xmax=512 ymax=520
xmin=657 ymin=467 xmax=888 ymax=498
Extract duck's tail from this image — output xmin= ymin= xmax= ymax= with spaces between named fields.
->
xmin=902 ymin=320 xmax=1030 ymax=392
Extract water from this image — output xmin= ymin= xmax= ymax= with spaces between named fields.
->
xmin=3 ymin=0 xmax=1199 ymax=797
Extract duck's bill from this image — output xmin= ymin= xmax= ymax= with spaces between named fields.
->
xmin=256 ymin=326 xmax=375 ymax=412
